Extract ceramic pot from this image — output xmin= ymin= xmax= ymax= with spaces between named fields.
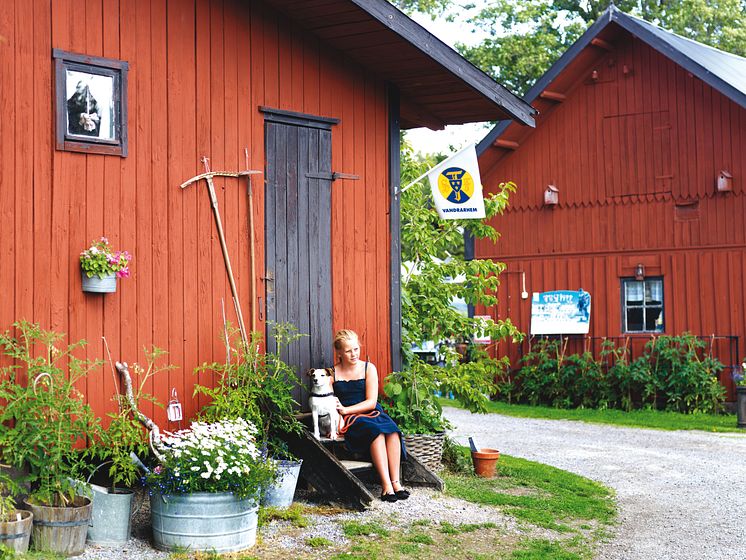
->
xmin=471 ymin=447 xmax=500 ymax=478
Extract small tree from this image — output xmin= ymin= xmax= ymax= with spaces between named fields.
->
xmin=383 ymin=140 xmax=522 ymax=432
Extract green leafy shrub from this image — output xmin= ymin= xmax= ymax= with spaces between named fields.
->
xmin=387 ymin=140 xmax=523 ymax=434
xmin=194 ymin=323 xmax=305 ymax=459
xmin=507 ymin=334 xmax=725 ymax=414
xmin=90 ymin=346 xmax=172 ymax=489
xmin=0 ymin=321 xmax=101 ymax=506
xmin=646 ymin=334 xmax=725 ymax=414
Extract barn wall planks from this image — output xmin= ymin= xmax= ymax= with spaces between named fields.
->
xmin=477 ymin=37 xmax=745 ymax=401
xmin=0 ymin=0 xmax=391 ymax=424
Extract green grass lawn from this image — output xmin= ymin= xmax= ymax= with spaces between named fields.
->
xmin=439 ymin=398 xmax=742 ymax=433
xmin=441 ymin=448 xmax=615 ymax=559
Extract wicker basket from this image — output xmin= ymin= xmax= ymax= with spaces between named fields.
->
xmin=403 ymin=432 xmax=445 ymax=471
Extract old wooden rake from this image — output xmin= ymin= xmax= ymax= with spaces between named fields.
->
xmin=180 ymin=157 xmax=261 ymax=348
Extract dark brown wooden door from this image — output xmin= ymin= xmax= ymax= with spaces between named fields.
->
xmin=263 ymin=109 xmax=336 ymax=406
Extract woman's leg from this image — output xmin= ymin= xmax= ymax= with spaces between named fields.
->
xmin=384 ymin=433 xmax=404 ymax=492
xmin=370 ymin=434 xmax=394 ymax=494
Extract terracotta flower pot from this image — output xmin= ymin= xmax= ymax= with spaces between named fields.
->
xmin=471 ymin=448 xmax=500 ymax=478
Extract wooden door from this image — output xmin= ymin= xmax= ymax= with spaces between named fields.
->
xmin=263 ymin=108 xmax=337 ymax=407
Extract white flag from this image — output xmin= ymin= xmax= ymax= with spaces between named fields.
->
xmin=427 ymin=144 xmax=486 ymax=220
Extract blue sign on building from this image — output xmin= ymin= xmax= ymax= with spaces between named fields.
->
xmin=530 ymin=289 xmax=591 ymax=335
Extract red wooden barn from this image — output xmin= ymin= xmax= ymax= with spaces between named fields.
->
xmin=0 ymin=0 xmax=534 ymax=423
xmin=474 ymin=5 xmax=746 ymax=401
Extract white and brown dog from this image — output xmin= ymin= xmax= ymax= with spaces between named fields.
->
xmin=307 ymin=368 xmax=343 ymax=440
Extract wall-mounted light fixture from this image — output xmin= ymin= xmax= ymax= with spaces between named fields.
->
xmin=635 ymin=263 xmax=645 ymax=281
xmin=717 ymin=170 xmax=732 ymax=192
xmin=504 ymin=270 xmax=529 ymax=300
xmin=544 ymin=184 xmax=559 ymax=206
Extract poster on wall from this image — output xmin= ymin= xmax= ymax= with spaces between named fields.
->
xmin=530 ymin=290 xmax=591 ymax=335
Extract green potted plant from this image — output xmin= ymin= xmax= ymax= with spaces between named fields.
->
xmin=145 ymin=417 xmax=276 ymax=552
xmin=86 ymin=346 xmax=171 ymax=546
xmin=0 ymin=471 xmax=33 ymax=553
xmin=0 ymin=321 xmax=101 ymax=556
xmin=79 ymin=237 xmax=131 ymax=293
xmin=194 ymin=323 xmax=306 ymax=508
xmin=383 ymin=343 xmax=508 ymax=471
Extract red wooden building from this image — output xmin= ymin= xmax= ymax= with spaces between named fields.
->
xmin=0 ymin=0 xmax=534 ymax=423
xmin=474 ymin=6 xmax=746 ymax=401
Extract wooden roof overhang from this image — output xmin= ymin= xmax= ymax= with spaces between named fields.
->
xmin=260 ymin=0 xmax=536 ymax=130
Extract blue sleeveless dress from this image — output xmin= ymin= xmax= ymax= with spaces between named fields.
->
xmin=333 ymin=363 xmax=406 ymax=458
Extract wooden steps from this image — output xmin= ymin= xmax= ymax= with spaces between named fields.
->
xmin=286 ymin=417 xmax=445 ymax=510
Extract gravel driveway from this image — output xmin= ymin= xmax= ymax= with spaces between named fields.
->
xmin=445 ymin=406 xmax=746 ymax=560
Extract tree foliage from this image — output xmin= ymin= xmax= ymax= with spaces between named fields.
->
xmin=400 ymin=139 xmax=520 ymax=358
xmin=394 ymin=0 xmax=746 ymax=97
xmin=383 ymin=139 xmax=523 ymax=433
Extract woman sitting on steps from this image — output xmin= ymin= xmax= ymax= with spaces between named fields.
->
xmin=331 ymin=329 xmax=410 ymax=503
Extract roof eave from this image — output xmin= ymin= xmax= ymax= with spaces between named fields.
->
xmin=350 ymin=0 xmax=536 ymax=127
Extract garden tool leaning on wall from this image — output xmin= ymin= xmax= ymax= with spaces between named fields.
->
xmin=180 ymin=157 xmax=262 ymax=349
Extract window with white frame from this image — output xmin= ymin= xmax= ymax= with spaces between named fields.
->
xmin=622 ymin=277 xmax=664 ymax=333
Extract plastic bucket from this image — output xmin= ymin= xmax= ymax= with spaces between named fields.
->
xmin=86 ymin=487 xmax=134 ymax=546
xmin=26 ymin=496 xmax=92 ymax=556
xmin=150 ymin=492 xmax=258 ymax=553
xmin=261 ymin=460 xmax=302 ymax=509
xmin=471 ymin=448 xmax=500 ymax=478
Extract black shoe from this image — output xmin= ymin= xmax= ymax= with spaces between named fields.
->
xmin=394 ymin=489 xmax=410 ymax=500
xmin=380 ymin=493 xmax=398 ymax=503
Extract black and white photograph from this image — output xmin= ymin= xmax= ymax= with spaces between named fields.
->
xmin=65 ymin=70 xmax=114 ymax=140
xmin=53 ymin=49 xmax=129 ymax=156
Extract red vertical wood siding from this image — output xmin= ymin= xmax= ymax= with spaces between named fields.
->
xmin=477 ymin=36 xmax=745 ymax=400
xmin=0 ymin=0 xmax=392 ymax=424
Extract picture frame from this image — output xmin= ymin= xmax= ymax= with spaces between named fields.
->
xmin=53 ymin=49 xmax=129 ymax=157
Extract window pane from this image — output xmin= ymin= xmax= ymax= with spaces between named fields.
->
xmin=645 ymin=280 xmax=663 ymax=304
xmin=625 ymin=281 xmax=644 ymax=304
xmin=626 ymin=307 xmax=644 ymax=331
xmin=645 ymin=307 xmax=664 ymax=331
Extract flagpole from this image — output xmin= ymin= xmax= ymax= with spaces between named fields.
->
xmin=396 ymin=143 xmax=475 ymax=195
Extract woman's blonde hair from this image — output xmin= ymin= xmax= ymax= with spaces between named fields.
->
xmin=333 ymin=329 xmax=359 ymax=351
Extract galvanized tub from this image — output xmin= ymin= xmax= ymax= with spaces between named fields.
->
xmin=150 ymin=492 xmax=258 ymax=553
xmin=26 ymin=496 xmax=92 ymax=556
xmin=86 ymin=487 xmax=134 ymax=546
xmin=261 ymin=459 xmax=302 ymax=509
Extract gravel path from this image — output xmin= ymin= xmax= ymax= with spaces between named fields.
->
xmin=444 ymin=406 xmax=746 ymax=560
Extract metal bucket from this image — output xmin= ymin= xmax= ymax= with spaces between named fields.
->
xmin=86 ymin=487 xmax=134 ymax=546
xmin=261 ymin=460 xmax=302 ymax=509
xmin=150 ymin=492 xmax=258 ymax=553
xmin=81 ymin=271 xmax=116 ymax=293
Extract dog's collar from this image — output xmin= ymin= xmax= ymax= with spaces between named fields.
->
xmin=310 ymin=391 xmax=335 ymax=397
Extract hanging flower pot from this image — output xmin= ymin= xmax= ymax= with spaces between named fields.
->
xmin=79 ymin=237 xmax=131 ymax=294
xmin=81 ymin=271 xmax=117 ymax=293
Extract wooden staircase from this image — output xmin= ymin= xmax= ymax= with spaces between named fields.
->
xmin=285 ymin=414 xmax=444 ymax=511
